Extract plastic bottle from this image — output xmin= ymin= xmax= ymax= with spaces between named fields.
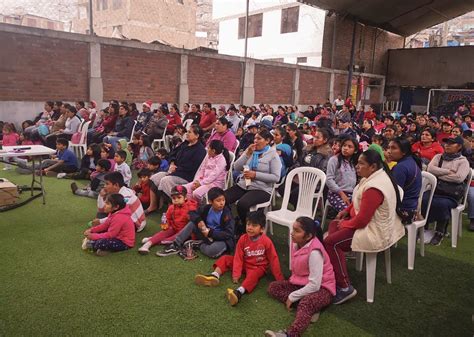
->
xmin=160 ymin=213 xmax=168 ymax=230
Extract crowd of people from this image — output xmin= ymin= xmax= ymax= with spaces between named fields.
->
xmin=1 ymin=96 xmax=474 ymax=337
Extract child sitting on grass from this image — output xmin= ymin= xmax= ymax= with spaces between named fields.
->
xmin=133 ymin=168 xmax=153 ymax=209
xmin=194 ymin=211 xmax=283 ymax=306
xmin=157 ymin=187 xmax=234 ymax=258
xmin=82 ymin=193 xmax=135 ymax=256
xmin=100 ymin=143 xmax=116 ymax=171
xmin=117 ymin=139 xmax=132 ymax=166
xmin=138 ymin=185 xmax=197 ymax=254
xmin=147 ymin=156 xmax=162 ymax=174
xmin=64 ymin=143 xmax=100 ymax=179
xmin=114 ymin=150 xmax=132 ymax=187
xmin=132 ymin=134 xmax=154 ymax=170
xmin=96 ymin=171 xmax=147 ymax=232
xmin=40 ymin=138 xmax=78 ymax=176
xmin=155 ymin=148 xmax=169 ymax=172
xmin=265 ymin=217 xmax=335 ymax=337
xmin=71 ymin=159 xmax=111 ymax=198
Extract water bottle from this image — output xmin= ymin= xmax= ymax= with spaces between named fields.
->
xmin=160 ymin=213 xmax=168 ymax=230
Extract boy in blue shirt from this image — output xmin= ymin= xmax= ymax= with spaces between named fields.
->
xmin=41 ymin=138 xmax=78 ymax=177
xmin=157 ymin=187 xmax=235 ymax=258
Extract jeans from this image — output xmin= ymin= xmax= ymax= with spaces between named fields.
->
xmin=468 ymin=186 xmax=474 ymax=219
xmin=173 ymin=221 xmax=227 ymax=258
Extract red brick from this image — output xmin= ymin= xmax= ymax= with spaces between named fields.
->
xmin=254 ymin=65 xmax=293 ymax=103
xmin=299 ymin=70 xmax=331 ymax=104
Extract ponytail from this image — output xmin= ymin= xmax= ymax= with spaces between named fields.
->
xmin=209 ymin=139 xmax=231 ymax=171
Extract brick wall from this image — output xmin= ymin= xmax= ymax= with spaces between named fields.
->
xmin=322 ymin=16 xmax=404 ymax=75
xmin=299 ymin=70 xmax=331 ymax=104
xmin=101 ymin=45 xmax=180 ymax=102
xmin=0 ymin=31 xmax=89 ymax=101
xmin=254 ymin=64 xmax=294 ymax=103
xmin=188 ymin=56 xmax=242 ymax=103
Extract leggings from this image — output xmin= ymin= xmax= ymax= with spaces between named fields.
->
xmin=323 ymin=220 xmax=355 ymax=288
xmin=267 ymin=280 xmax=333 ymax=337
xmin=93 ymin=238 xmax=130 ymax=252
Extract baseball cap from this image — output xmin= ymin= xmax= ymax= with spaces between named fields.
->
xmin=442 ymin=136 xmax=464 ymax=145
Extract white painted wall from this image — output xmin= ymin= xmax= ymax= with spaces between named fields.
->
xmin=214 ymin=1 xmax=325 ymax=67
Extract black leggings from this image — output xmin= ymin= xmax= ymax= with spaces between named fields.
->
xmin=225 ymin=185 xmax=271 ymax=233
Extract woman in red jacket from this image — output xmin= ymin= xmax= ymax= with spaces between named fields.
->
xmin=166 ymin=103 xmax=182 ymax=134
xmin=82 ymin=194 xmax=135 ymax=256
xmin=411 ymin=128 xmax=444 ymax=165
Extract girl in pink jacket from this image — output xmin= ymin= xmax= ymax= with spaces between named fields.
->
xmin=183 ymin=140 xmax=231 ymax=203
xmin=82 ymin=193 xmax=135 ymax=256
xmin=266 ymin=217 xmax=336 ymax=337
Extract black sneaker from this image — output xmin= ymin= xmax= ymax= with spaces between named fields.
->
xmin=226 ymin=288 xmax=242 ymax=306
xmin=333 ymin=285 xmax=357 ymax=305
xmin=184 ymin=239 xmax=203 ymax=250
xmin=156 ymin=243 xmax=180 ymax=257
xmin=430 ymin=231 xmax=444 ymax=246
xmin=71 ymin=182 xmax=78 ymax=194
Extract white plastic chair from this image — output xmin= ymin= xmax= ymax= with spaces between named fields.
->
xmin=405 ymin=171 xmax=436 ymax=270
xmin=225 ymin=151 xmax=236 ymax=189
xmin=183 ymin=119 xmax=193 ymax=131
xmin=233 ymin=139 xmax=240 ymax=154
xmin=321 ymin=200 xmax=332 ymax=231
xmin=68 ymin=120 xmax=91 ymax=159
xmin=266 ymin=167 xmax=326 ymax=265
xmin=354 ymin=246 xmax=394 ymax=303
xmin=451 ymin=169 xmax=473 ymax=248
xmin=152 ymin=120 xmax=169 ymax=151
xmin=127 ymin=120 xmax=138 ymax=145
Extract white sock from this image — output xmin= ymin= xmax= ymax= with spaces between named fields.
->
xmin=237 ymin=286 xmax=245 ymax=295
xmin=211 ymin=271 xmax=220 ymax=279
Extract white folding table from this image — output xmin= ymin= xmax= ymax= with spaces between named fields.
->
xmin=0 ymin=145 xmax=56 ymax=204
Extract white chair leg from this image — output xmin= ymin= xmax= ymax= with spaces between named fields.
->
xmin=365 ymin=253 xmax=377 ymax=303
xmin=451 ymin=211 xmax=459 ymax=248
xmin=355 ymin=252 xmax=364 ymax=272
xmin=458 ymin=212 xmax=463 ymax=238
xmin=406 ymin=225 xmax=417 ymax=270
xmin=321 ymin=203 xmax=329 ymax=230
xmin=419 ymin=227 xmax=425 ymax=257
xmin=384 ymin=248 xmax=391 ymax=284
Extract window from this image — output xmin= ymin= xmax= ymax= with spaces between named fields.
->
xmin=97 ymin=0 xmax=108 ymax=11
xmin=281 ymin=6 xmax=299 ymax=34
xmin=297 ymin=57 xmax=307 ymax=64
xmin=26 ymin=18 xmax=37 ymax=27
xmin=47 ymin=21 xmax=55 ymax=30
xmin=177 ymin=0 xmax=184 ymax=4
xmin=238 ymin=13 xmax=263 ymax=39
xmin=112 ymin=0 xmax=122 ymax=10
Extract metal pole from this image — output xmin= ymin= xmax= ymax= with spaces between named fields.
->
xmin=346 ymin=19 xmax=357 ymax=98
xmin=241 ymin=0 xmax=250 ymax=104
xmin=89 ymin=0 xmax=94 ymax=35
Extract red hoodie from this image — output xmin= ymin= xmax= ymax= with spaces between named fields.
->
xmin=90 ymin=205 xmax=136 ymax=247
xmin=165 ymin=199 xmax=198 ymax=232
xmin=232 ymin=233 xmax=284 ymax=281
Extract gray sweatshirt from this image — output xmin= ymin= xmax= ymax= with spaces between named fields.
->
xmin=325 ymin=155 xmax=357 ymax=193
xmin=234 ymin=146 xmax=282 ymax=195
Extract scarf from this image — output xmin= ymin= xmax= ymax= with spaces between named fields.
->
xmin=250 ymin=145 xmax=270 ymax=170
xmin=441 ymin=152 xmax=462 ymax=162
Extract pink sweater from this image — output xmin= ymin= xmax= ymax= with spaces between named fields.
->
xmin=290 ymin=237 xmax=336 ymax=295
xmin=2 ymin=133 xmax=19 ymax=146
xmin=207 ymin=130 xmax=237 ymax=152
xmin=195 ymin=153 xmax=227 ymax=187
xmin=90 ymin=205 xmax=136 ymax=247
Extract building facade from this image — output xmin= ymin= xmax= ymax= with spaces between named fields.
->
xmin=213 ymin=0 xmax=326 ymax=67
xmin=72 ymin=0 xmax=199 ymax=48
xmin=1 ymin=13 xmax=65 ymax=31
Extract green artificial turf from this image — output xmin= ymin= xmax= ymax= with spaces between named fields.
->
xmin=0 ymin=167 xmax=473 ymax=336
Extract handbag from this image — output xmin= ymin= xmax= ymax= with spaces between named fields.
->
xmin=434 ymin=156 xmax=465 ymax=201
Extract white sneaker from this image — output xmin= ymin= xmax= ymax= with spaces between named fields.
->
xmin=2 ymin=166 xmax=12 ymax=171
xmin=82 ymin=237 xmax=90 ymax=250
xmin=57 ymin=173 xmax=67 ymax=179
xmin=138 ymin=245 xmax=150 ymax=255
xmin=141 ymin=237 xmax=150 ymax=244
xmin=136 ymin=222 xmax=146 ymax=233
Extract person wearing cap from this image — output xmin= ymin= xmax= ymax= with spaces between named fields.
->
xmin=422 ymin=135 xmax=470 ymax=245
xmin=136 ymin=100 xmax=153 ymax=132
xmin=207 ymin=117 xmax=237 ymax=152
xmin=238 ymin=123 xmax=258 ymax=154
xmin=337 ymin=116 xmax=357 ymax=139
xmin=436 ymin=121 xmax=453 ymax=143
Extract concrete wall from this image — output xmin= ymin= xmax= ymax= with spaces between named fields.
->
xmin=387 ymin=46 xmax=474 ymax=87
xmin=0 ymin=22 xmax=384 ymax=126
